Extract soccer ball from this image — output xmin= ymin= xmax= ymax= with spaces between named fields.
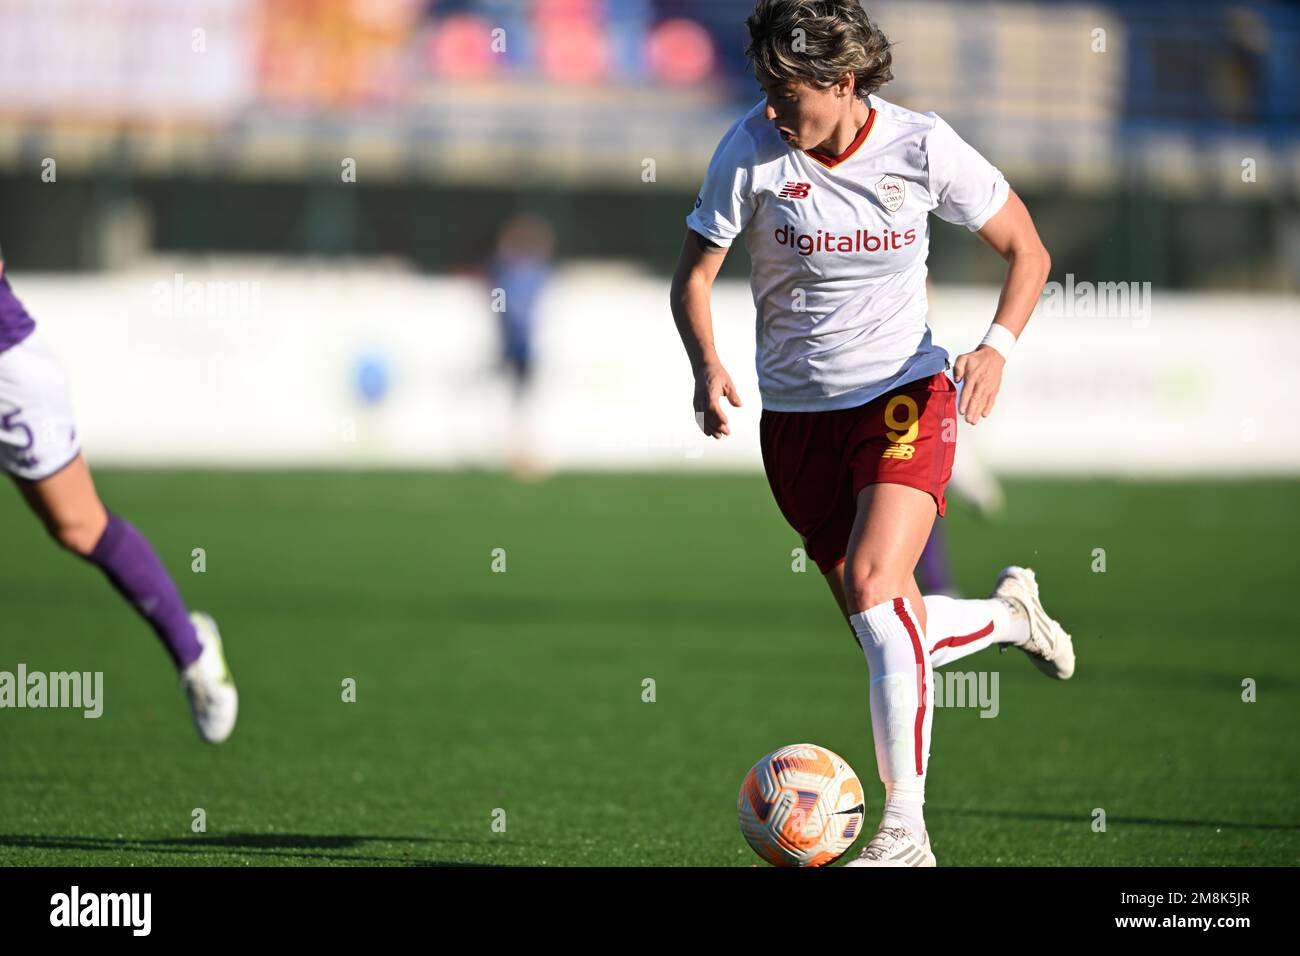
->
xmin=737 ymin=743 xmax=865 ymax=867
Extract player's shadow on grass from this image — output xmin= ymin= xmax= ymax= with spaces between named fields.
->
xmin=0 ymin=832 xmax=526 ymax=866
xmin=930 ymin=809 xmax=1300 ymax=832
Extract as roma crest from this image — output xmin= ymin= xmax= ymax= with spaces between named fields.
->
xmin=874 ymin=175 xmax=905 ymax=213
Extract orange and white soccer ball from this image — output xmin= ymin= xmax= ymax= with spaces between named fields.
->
xmin=737 ymin=743 xmax=866 ymax=867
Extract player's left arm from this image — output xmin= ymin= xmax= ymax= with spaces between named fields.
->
xmin=952 ymin=189 xmax=1051 ymax=424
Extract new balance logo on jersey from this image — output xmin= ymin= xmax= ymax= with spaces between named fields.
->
xmin=882 ymin=443 xmax=915 ymax=460
xmin=779 ymin=182 xmax=812 ymax=199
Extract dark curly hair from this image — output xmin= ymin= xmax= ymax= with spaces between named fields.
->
xmin=745 ymin=0 xmax=893 ymax=99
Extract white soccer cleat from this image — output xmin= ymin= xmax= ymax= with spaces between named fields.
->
xmin=843 ymin=824 xmax=937 ymax=867
xmin=994 ymin=566 xmax=1075 ymax=680
xmin=180 ymin=612 xmax=238 ymax=744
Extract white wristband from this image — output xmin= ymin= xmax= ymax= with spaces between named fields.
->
xmin=979 ymin=323 xmax=1017 ymax=360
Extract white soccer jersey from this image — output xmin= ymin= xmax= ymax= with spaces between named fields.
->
xmin=686 ymin=93 xmax=1009 ymax=412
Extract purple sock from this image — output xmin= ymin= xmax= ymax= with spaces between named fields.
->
xmin=916 ymin=523 xmax=955 ymax=595
xmin=86 ymin=512 xmax=202 ymax=670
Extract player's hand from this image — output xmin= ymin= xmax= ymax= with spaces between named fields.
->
xmin=693 ymin=362 xmax=742 ymax=438
xmin=952 ymin=346 xmax=1004 ymax=425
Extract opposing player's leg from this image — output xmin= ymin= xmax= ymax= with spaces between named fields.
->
xmin=18 ymin=455 xmax=198 ymax=664
xmin=2 ymin=323 xmax=239 ymax=742
xmin=15 ymin=454 xmax=239 ymax=743
xmin=915 ymin=523 xmax=958 ymax=596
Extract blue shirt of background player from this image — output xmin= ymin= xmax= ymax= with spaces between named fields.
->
xmin=489 ymin=252 xmax=551 ymax=379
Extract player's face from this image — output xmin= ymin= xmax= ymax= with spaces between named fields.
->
xmin=761 ymin=76 xmax=841 ymax=149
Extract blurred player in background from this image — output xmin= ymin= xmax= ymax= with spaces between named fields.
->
xmin=671 ymin=0 xmax=1074 ymax=866
xmin=487 ymin=212 xmax=556 ymax=479
xmin=918 ymin=274 xmax=1007 ymax=597
xmin=0 ymin=249 xmax=237 ymax=744
xmin=916 ymin=374 xmax=1007 ymax=597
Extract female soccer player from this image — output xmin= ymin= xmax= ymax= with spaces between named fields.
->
xmin=0 ymin=251 xmax=237 ymax=743
xmin=670 ymin=0 xmax=1074 ymax=866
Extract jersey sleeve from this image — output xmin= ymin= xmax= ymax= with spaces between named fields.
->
xmin=685 ymin=117 xmax=757 ymax=248
xmin=926 ymin=115 xmax=1009 ymax=232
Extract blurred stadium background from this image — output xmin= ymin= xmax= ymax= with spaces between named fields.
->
xmin=1 ymin=0 xmax=1297 ymax=866
xmin=0 ymin=0 xmax=1296 ymax=471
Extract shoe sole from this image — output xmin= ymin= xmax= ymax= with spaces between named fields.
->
xmin=843 ymin=836 xmax=938 ymax=867
xmin=851 ymin=851 xmax=937 ymax=867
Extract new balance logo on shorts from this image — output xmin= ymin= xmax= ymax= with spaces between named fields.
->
xmin=882 ymin=443 xmax=915 ymax=460
xmin=779 ymin=181 xmax=811 ymax=199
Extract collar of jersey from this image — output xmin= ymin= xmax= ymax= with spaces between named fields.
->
xmin=803 ymin=107 xmax=877 ymax=169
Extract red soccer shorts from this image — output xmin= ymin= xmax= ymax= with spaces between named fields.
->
xmin=759 ymin=371 xmax=957 ymax=575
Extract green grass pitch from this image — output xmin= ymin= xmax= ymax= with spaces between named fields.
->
xmin=1 ymin=470 xmax=1296 ymax=866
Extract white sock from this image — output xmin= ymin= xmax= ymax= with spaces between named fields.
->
xmin=882 ymin=776 xmax=927 ymax=839
xmin=923 ymin=595 xmax=1029 ymax=669
xmin=849 ymin=597 xmax=933 ymax=837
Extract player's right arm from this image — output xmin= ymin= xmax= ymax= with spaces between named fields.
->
xmin=669 ymin=228 xmax=742 ymax=438
xmin=670 ymin=115 xmax=757 ymax=439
